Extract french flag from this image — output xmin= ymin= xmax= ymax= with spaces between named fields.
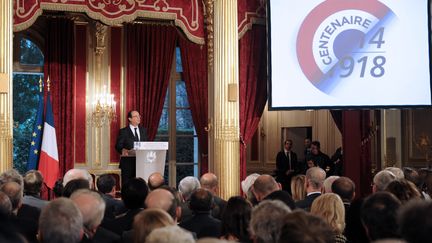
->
xmin=38 ymin=91 xmax=59 ymax=189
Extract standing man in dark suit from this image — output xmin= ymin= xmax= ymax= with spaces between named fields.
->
xmin=115 ymin=110 xmax=147 ymax=185
xmin=275 ymin=139 xmax=299 ymax=192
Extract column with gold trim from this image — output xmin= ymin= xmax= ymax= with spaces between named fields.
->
xmin=0 ymin=0 xmax=13 ymax=173
xmin=211 ymin=0 xmax=240 ymax=199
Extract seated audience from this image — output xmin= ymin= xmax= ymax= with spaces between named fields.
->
xmin=249 ymin=200 xmax=291 ymax=243
xmin=361 ymin=192 xmax=401 ymax=241
xmin=200 ymin=172 xmax=227 ymax=220
xmin=63 ymin=169 xmax=94 ymax=189
xmin=372 ymin=170 xmax=396 ymax=193
xmin=146 ymin=225 xmax=195 ymax=243
xmin=295 ymin=167 xmax=326 ymax=211
xmin=96 ymin=174 xmax=126 ymax=218
xmin=133 ymin=208 xmax=175 ymax=243
xmin=385 ymin=167 xmax=404 ymax=180
xmin=179 ymin=188 xmax=221 ymax=239
xmin=178 ymin=176 xmax=200 ymax=222
xmin=38 ymin=198 xmax=83 ymax=243
xmin=278 ymin=210 xmax=334 ymax=243
xmin=241 ymin=173 xmax=260 ymax=206
xmin=145 ymin=188 xmax=181 ymax=222
xmin=290 ymin=175 xmax=306 ymax=202
xmin=253 ymin=174 xmax=295 ymax=209
xmin=220 ymin=196 xmax=252 ymax=243
xmin=385 ymin=179 xmax=421 ymax=204
xmin=398 ymin=200 xmax=432 ymax=243
xmin=323 ymin=175 xmax=339 ymax=193
xmin=0 ymin=169 xmax=23 ymax=185
xmin=62 ymin=178 xmax=90 ymax=198
xmin=310 ymin=193 xmax=347 ymax=243
xmin=70 ymin=189 xmax=119 ymax=243
xmin=147 ymin=172 xmax=165 ymax=191
xmin=103 ymin=177 xmax=148 ymax=235
xmin=23 ymin=170 xmax=48 ymax=209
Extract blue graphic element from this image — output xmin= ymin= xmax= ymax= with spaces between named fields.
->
xmin=27 ymin=82 xmax=44 ymax=170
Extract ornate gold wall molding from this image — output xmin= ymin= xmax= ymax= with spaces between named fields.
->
xmin=204 ymin=0 xmax=214 ymax=68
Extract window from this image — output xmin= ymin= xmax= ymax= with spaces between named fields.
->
xmin=155 ymin=47 xmax=199 ymax=187
xmin=13 ymin=37 xmax=44 ymax=173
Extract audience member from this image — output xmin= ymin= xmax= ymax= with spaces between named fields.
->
xmin=62 ymin=178 xmax=90 ymax=198
xmin=0 ymin=191 xmax=12 ymax=215
xmin=23 ymin=170 xmax=48 ymax=209
xmin=200 ymin=172 xmax=227 ymax=220
xmin=53 ymin=178 xmax=64 ymax=198
xmin=38 ymin=198 xmax=83 ymax=243
xmin=332 ymin=177 xmax=355 ymax=209
xmin=0 ymin=169 xmax=23 ymax=185
xmin=252 ymin=174 xmax=295 ymax=209
xmin=250 ymin=200 xmax=291 ymax=243
xmin=398 ymin=200 xmax=432 ymax=243
xmin=311 ymin=193 xmax=346 ymax=243
xmin=385 ymin=179 xmax=421 ymax=204
xmin=295 ymin=167 xmax=326 ymax=211
xmin=178 ymin=176 xmax=200 ymax=221
xmin=220 ymin=196 xmax=252 ymax=243
xmin=361 ymin=192 xmax=401 ymax=241
xmin=403 ymin=167 xmax=419 ymax=186
xmin=323 ymin=175 xmax=339 ymax=193
xmin=278 ymin=210 xmax=334 ymax=243
xmin=63 ymin=169 xmax=94 ymax=189
xmin=70 ymin=189 xmax=119 ymax=243
xmin=103 ymin=177 xmax=148 ymax=235
xmin=147 ymin=172 xmax=165 ymax=191
xmin=96 ymin=174 xmax=126 ymax=218
xmin=133 ymin=208 xmax=175 ymax=243
xmin=385 ymin=167 xmax=404 ymax=180
xmin=145 ymin=188 xmax=181 ymax=222
xmin=291 ymin=175 xmax=306 ymax=202
xmin=372 ymin=170 xmax=396 ymax=193
xmin=241 ymin=173 xmax=260 ymax=205
xmin=146 ymin=225 xmax=195 ymax=243
xmin=179 ymin=188 xmax=221 ymax=239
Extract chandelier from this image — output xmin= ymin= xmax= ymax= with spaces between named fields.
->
xmin=91 ymin=85 xmax=117 ymax=127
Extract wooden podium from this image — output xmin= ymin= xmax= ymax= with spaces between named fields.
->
xmin=133 ymin=142 xmax=168 ymax=182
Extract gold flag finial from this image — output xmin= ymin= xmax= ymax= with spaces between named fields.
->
xmin=39 ymin=76 xmax=43 ymax=93
xmin=47 ymin=76 xmax=51 ymax=92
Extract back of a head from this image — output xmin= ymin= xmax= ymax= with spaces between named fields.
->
xmin=306 ymin=167 xmax=326 ymax=190
xmin=200 ymin=173 xmax=218 ymax=191
xmin=398 ymin=200 xmax=432 ymax=243
xmin=385 ymin=167 xmax=404 ymax=180
xmin=146 ymin=225 xmax=195 ymax=243
xmin=323 ymin=176 xmax=339 ymax=193
xmin=133 ymin=208 xmax=175 ymax=243
xmin=373 ymin=170 xmax=396 ymax=192
xmin=0 ymin=191 xmax=12 ymax=215
xmin=0 ymin=181 xmax=22 ymax=212
xmin=121 ymin=177 xmax=148 ymax=209
xmin=361 ymin=191 xmax=401 ymax=241
xmin=189 ymin=188 xmax=213 ymax=212
xmin=253 ymin=174 xmax=279 ymax=200
xmin=62 ymin=179 xmax=90 ymax=198
xmin=331 ymin=177 xmax=355 ymax=202
xmin=70 ymin=189 xmax=106 ymax=231
xmin=385 ymin=179 xmax=421 ymax=204
xmin=310 ymin=193 xmax=345 ymax=234
xmin=0 ymin=169 xmax=23 ymax=186
xmin=96 ymin=174 xmax=116 ymax=194
xmin=39 ymin=198 xmax=83 ymax=243
xmin=291 ymin=175 xmax=306 ymax=202
xmin=178 ymin=176 xmax=200 ymax=201
xmin=250 ymin=200 xmax=291 ymax=243
xmin=63 ymin=169 xmax=93 ymax=188
xmin=145 ymin=188 xmax=178 ymax=220
xmin=241 ymin=173 xmax=260 ymax=195
xmin=23 ymin=170 xmax=44 ymax=195
xmin=221 ymin=196 xmax=252 ymax=242
xmin=148 ymin=172 xmax=165 ymax=191
xmin=279 ymin=210 xmax=334 ymax=243
xmin=403 ymin=167 xmax=420 ymax=187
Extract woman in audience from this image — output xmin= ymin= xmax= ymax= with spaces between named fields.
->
xmin=290 ymin=175 xmax=306 ymax=202
xmin=133 ymin=208 xmax=175 ymax=243
xmin=385 ymin=179 xmax=421 ymax=204
xmin=310 ymin=193 xmax=346 ymax=243
xmin=220 ymin=196 xmax=252 ymax=243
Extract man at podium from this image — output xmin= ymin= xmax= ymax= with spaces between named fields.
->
xmin=115 ymin=110 xmax=147 ymax=185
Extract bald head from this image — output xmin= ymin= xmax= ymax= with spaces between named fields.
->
xmin=305 ymin=167 xmax=326 ymax=191
xmin=145 ymin=189 xmax=179 ymax=221
xmin=200 ymin=173 xmax=218 ymax=194
xmin=332 ymin=177 xmax=355 ymax=202
xmin=148 ymin=172 xmax=165 ymax=191
xmin=70 ymin=189 xmax=105 ymax=233
xmin=253 ymin=174 xmax=280 ymax=201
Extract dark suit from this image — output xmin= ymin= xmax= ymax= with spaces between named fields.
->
xmin=102 ymin=208 xmax=142 ymax=236
xmin=275 ymin=150 xmax=299 ymax=192
xmin=295 ymin=192 xmax=321 ymax=211
xmin=115 ymin=125 xmax=147 ymax=185
xmin=211 ymin=196 xmax=227 ymax=220
xmin=80 ymin=227 xmax=120 ymax=243
xmin=179 ymin=212 xmax=221 ymax=239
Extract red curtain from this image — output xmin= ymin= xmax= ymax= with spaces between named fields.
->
xmin=179 ymin=36 xmax=209 ymax=175
xmin=125 ymin=24 xmax=178 ymax=140
xmin=239 ymin=26 xmax=268 ymax=180
xmin=43 ymin=18 xmax=75 ymax=177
